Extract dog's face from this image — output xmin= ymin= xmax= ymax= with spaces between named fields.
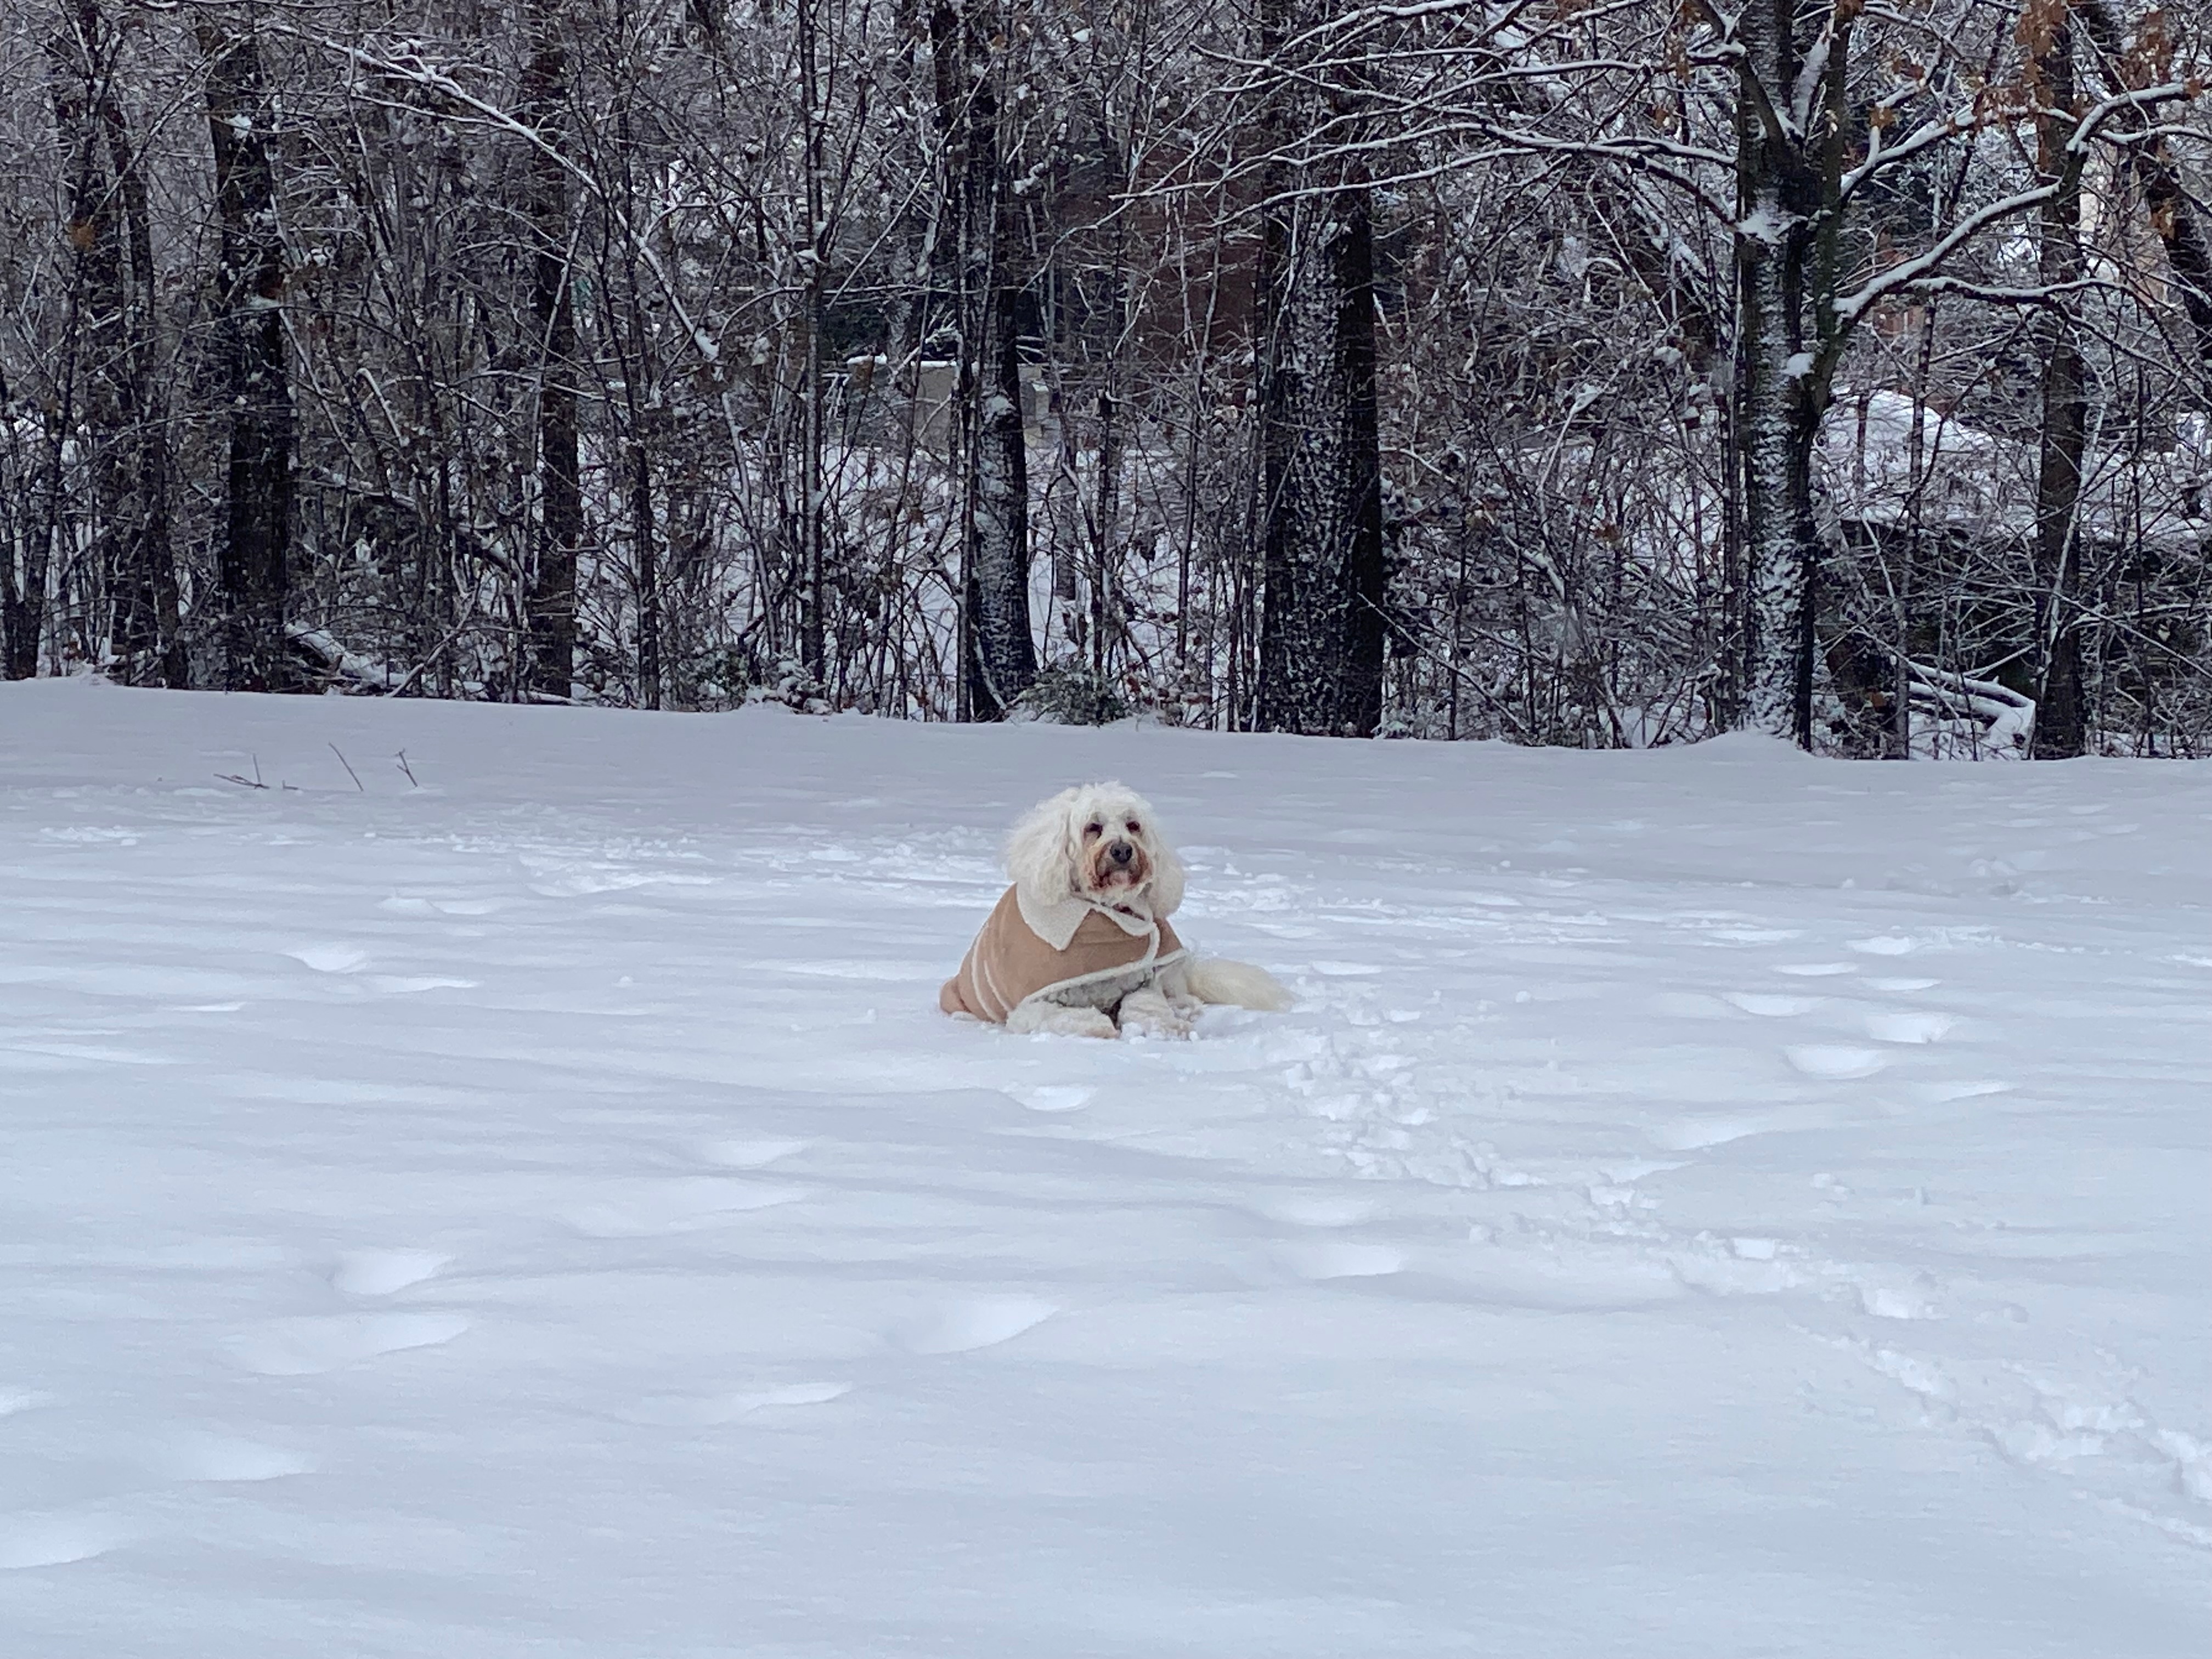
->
xmin=1004 ymin=782 xmax=1185 ymax=915
xmin=1074 ymin=789 xmax=1153 ymax=896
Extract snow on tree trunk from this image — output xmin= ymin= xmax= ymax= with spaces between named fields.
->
xmin=943 ymin=4 xmax=1035 ymax=721
xmin=1731 ymin=0 xmax=1842 ymax=749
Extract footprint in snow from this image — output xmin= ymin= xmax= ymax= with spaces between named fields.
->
xmin=1912 ymin=1079 xmax=2013 ymax=1104
xmin=694 ymin=1138 xmax=809 ymax=1169
xmin=330 ymin=1248 xmax=450 ymax=1296
xmin=1864 ymin=1011 xmax=1956 ymax=1044
xmin=1723 ymin=991 xmax=1824 ymax=1017
xmin=1785 ymin=1045 xmax=1888 ymax=1080
xmin=1273 ymin=1240 xmax=1406 ymax=1280
xmin=1668 ymin=1245 xmax=1799 ymax=1297
xmin=893 ymin=1296 xmax=1057 ymax=1355
xmin=1853 ymin=1281 xmax=1942 ymax=1320
xmin=1654 ymin=1115 xmax=1780 ymax=1151
xmin=1773 ymin=962 xmax=1857 ymax=977
xmin=1651 ymin=991 xmax=1736 ymax=1019
xmin=619 ymin=1383 xmax=850 ymax=1426
xmin=151 ymin=1432 xmax=315 ymax=1482
xmin=227 ymin=1311 xmax=469 ymax=1375
xmin=0 ymin=1513 xmax=128 ymax=1571
xmin=285 ymin=944 xmax=369 ymax=974
xmin=1251 ymin=1194 xmax=1374 ymax=1228
xmin=564 ymin=1177 xmax=805 ymax=1238
xmin=1014 ymin=1086 xmax=1093 ymax=1114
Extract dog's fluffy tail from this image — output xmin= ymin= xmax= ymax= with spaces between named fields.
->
xmin=1182 ymin=957 xmax=1293 ymax=1012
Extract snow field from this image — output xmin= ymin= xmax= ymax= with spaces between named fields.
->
xmin=1 ymin=678 xmax=2208 ymax=1656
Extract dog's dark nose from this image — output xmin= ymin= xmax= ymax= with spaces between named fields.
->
xmin=1107 ymin=839 xmax=1135 ymax=866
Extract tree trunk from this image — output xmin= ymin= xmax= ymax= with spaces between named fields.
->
xmin=2076 ymin=0 xmax=2212 ymax=394
xmin=1731 ymin=1 xmax=1838 ymax=747
xmin=199 ymin=14 xmax=292 ymax=692
xmin=1252 ymin=2 xmax=1387 ymax=738
xmin=2030 ymin=2 xmax=2089 ymax=758
xmin=97 ymin=8 xmax=182 ymax=686
xmin=939 ymin=4 xmax=1035 ymax=720
xmin=968 ymin=202 xmax=1038 ymax=718
xmin=797 ymin=0 xmax=829 ymax=690
xmin=521 ymin=1 xmax=580 ymax=701
xmin=111 ymin=128 xmax=182 ymax=685
xmin=26 ymin=2 xmax=122 ymax=682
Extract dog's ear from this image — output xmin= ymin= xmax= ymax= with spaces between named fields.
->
xmin=1003 ymin=787 xmax=1081 ymax=904
xmin=1144 ymin=821 xmax=1186 ymax=916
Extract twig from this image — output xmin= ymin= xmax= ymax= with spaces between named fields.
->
xmin=216 ymin=754 xmax=269 ymax=790
xmin=395 ymin=750 xmax=419 ymax=787
xmin=329 ymin=743 xmax=365 ymax=792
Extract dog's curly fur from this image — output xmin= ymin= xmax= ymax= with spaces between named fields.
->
xmin=997 ymin=782 xmax=1289 ymax=1039
xmin=1004 ymin=781 xmax=1186 ymax=921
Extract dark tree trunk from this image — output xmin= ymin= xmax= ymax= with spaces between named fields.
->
xmin=626 ymin=394 xmax=661 ymax=709
xmin=2031 ymin=4 xmax=2089 ymax=758
xmin=2077 ymin=0 xmax=2212 ymax=394
xmin=103 ymin=25 xmax=182 ymax=686
xmin=26 ymin=5 xmax=118 ymax=681
xmin=0 ymin=362 xmax=30 ymax=676
xmin=1252 ymin=1 xmax=1387 ymax=738
xmin=521 ymin=2 xmax=580 ymax=701
xmin=2134 ymin=144 xmax=2212 ymax=395
xmin=797 ymin=0 xmax=828 ymax=690
xmin=968 ymin=221 xmax=1037 ymax=719
xmin=608 ymin=24 xmax=662 ymax=714
xmin=199 ymin=14 xmax=293 ymax=692
xmin=1084 ymin=103 xmax=1132 ymax=679
xmin=936 ymin=3 xmax=1035 ymax=720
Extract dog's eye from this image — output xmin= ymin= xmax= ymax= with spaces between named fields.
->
xmin=1083 ymin=822 xmax=1102 ymax=837
xmin=1126 ymin=821 xmax=1141 ymax=834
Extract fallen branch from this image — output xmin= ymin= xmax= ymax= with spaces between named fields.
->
xmin=1892 ymin=652 xmax=2036 ymax=755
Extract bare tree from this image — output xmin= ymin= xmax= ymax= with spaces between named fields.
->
xmin=1249 ymin=0 xmax=1386 ymax=737
xmin=198 ymin=7 xmax=293 ymax=691
xmin=521 ymin=0 xmax=581 ymax=701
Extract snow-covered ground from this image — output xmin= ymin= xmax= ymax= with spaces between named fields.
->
xmin=2 ymin=679 xmax=2207 ymax=1657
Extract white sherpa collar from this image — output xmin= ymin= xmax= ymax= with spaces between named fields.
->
xmin=1015 ymin=885 xmax=1156 ymax=951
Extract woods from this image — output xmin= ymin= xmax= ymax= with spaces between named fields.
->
xmin=2 ymin=0 xmax=2207 ymax=753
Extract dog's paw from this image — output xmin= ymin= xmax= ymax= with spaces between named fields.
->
xmin=1117 ymin=990 xmax=1194 ymax=1041
xmin=1057 ymin=1008 xmax=1120 ymax=1040
xmin=1121 ymin=1014 xmax=1193 ymax=1041
xmin=1009 ymin=1003 xmax=1119 ymax=1040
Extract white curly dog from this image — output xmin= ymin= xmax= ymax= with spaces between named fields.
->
xmin=938 ymin=782 xmax=1291 ymax=1039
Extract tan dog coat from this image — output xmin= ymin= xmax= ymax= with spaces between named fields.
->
xmin=940 ymin=885 xmax=1186 ymax=1024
